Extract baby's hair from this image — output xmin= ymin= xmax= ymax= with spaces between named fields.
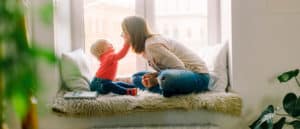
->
xmin=90 ymin=39 xmax=108 ymax=58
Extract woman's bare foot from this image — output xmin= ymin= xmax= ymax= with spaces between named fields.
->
xmin=142 ymin=72 xmax=159 ymax=88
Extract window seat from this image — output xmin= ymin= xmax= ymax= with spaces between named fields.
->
xmin=51 ymin=90 xmax=242 ymax=117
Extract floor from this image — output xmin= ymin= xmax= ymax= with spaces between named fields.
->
xmin=90 ymin=125 xmax=219 ymax=129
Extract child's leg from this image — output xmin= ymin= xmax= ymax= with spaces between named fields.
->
xmin=114 ymin=82 xmax=135 ymax=88
xmin=90 ymin=78 xmax=98 ymax=91
xmin=90 ymin=78 xmax=110 ymax=94
xmin=102 ymin=82 xmax=127 ymax=95
xmin=103 ymin=81 xmax=137 ymax=96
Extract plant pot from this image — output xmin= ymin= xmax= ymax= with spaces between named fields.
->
xmin=21 ymin=96 xmax=38 ymax=129
xmin=1 ymin=123 xmax=9 ymax=129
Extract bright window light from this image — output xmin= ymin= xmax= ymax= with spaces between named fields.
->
xmin=83 ymin=0 xmax=136 ymax=77
xmin=154 ymin=0 xmax=209 ymax=52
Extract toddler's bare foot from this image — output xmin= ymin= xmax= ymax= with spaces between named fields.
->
xmin=126 ymin=88 xmax=137 ymax=96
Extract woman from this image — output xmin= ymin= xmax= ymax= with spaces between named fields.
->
xmin=121 ymin=16 xmax=210 ymax=97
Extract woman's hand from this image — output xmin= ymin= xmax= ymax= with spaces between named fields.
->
xmin=142 ymin=72 xmax=159 ymax=88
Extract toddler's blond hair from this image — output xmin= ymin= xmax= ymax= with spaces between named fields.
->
xmin=90 ymin=39 xmax=108 ymax=58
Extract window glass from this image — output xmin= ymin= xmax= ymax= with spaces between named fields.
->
xmin=84 ymin=0 xmax=136 ymax=76
xmin=154 ymin=0 xmax=208 ymax=52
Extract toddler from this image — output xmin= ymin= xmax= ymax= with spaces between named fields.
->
xmin=90 ymin=39 xmax=137 ymax=96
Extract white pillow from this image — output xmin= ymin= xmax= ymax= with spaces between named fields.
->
xmin=199 ymin=42 xmax=228 ymax=92
xmin=60 ymin=49 xmax=93 ymax=91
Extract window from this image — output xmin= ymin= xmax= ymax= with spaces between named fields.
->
xmin=154 ymin=0 xmax=214 ymax=52
xmin=83 ymin=0 xmax=136 ymax=76
xmin=60 ymin=0 xmax=228 ymax=76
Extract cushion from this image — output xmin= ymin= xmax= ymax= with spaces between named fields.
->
xmin=60 ymin=49 xmax=93 ymax=91
xmin=199 ymin=42 xmax=228 ymax=92
xmin=52 ymin=90 xmax=242 ymax=116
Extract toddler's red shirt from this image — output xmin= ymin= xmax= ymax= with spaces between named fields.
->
xmin=95 ymin=43 xmax=130 ymax=80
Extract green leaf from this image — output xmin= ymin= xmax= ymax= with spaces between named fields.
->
xmin=30 ymin=45 xmax=57 ymax=63
xmin=288 ymin=120 xmax=300 ymax=129
xmin=11 ymin=92 xmax=29 ymax=119
xmin=283 ymin=92 xmax=300 ymax=117
xmin=283 ymin=93 xmax=297 ymax=116
xmin=0 ymin=58 xmax=13 ymax=71
xmin=277 ymin=69 xmax=299 ymax=83
xmin=294 ymin=98 xmax=300 ymax=117
xmin=273 ymin=117 xmax=286 ymax=129
xmin=249 ymin=105 xmax=274 ymax=129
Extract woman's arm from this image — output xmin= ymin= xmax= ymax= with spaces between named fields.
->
xmin=147 ymin=44 xmax=185 ymax=70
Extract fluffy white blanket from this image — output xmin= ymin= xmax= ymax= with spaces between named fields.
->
xmin=51 ymin=90 xmax=242 ymax=116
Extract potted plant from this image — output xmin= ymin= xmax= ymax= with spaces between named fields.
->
xmin=249 ymin=69 xmax=300 ymax=129
xmin=0 ymin=0 xmax=56 ymax=129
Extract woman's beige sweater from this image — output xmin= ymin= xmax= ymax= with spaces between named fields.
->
xmin=144 ymin=35 xmax=208 ymax=73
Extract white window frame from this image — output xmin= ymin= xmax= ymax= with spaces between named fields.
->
xmin=208 ymin=0 xmax=221 ymax=45
xmin=54 ymin=0 xmax=223 ymax=70
xmin=53 ymin=0 xmax=84 ymax=56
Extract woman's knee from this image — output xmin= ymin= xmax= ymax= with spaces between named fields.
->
xmin=158 ymin=70 xmax=187 ymax=89
xmin=158 ymin=69 xmax=204 ymax=95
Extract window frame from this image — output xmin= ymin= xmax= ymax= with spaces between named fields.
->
xmin=70 ymin=0 xmax=85 ymax=50
xmin=55 ymin=0 xmax=223 ymax=71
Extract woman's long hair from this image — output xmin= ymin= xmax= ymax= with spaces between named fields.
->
xmin=122 ymin=16 xmax=153 ymax=54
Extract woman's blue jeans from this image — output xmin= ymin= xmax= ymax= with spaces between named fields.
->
xmin=132 ymin=69 xmax=210 ymax=97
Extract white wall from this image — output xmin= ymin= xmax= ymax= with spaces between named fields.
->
xmin=29 ymin=0 xmax=59 ymax=103
xmin=231 ymin=0 xmax=300 ymax=127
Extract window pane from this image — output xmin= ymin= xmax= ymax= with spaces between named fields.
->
xmin=84 ymin=0 xmax=136 ymax=77
xmin=154 ymin=0 xmax=208 ymax=52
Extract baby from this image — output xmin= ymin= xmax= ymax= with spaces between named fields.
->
xmin=90 ymin=39 xmax=137 ymax=96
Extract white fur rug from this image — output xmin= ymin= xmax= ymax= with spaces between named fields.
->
xmin=51 ymin=90 xmax=242 ymax=116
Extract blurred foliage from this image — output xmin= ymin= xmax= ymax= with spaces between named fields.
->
xmin=250 ymin=69 xmax=300 ymax=129
xmin=0 ymin=0 xmax=57 ymax=125
xmin=38 ymin=2 xmax=54 ymax=25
